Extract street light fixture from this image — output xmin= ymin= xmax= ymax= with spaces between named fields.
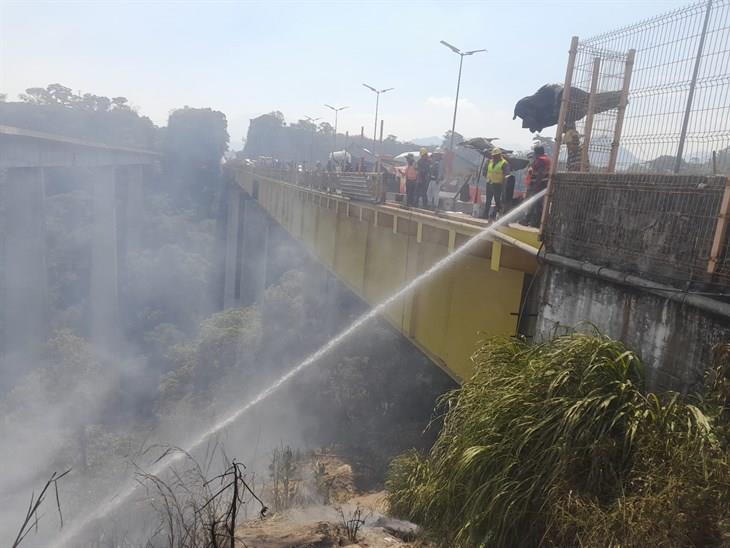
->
xmin=440 ymin=40 xmax=486 ymax=151
xmin=362 ymin=83 xmax=394 ymax=149
xmin=324 ymin=104 xmax=348 ymax=150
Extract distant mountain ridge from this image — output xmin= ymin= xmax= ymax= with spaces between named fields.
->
xmin=410 ymin=136 xmax=442 ymax=147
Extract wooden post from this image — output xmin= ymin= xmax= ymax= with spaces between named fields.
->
xmin=540 ymin=35 xmax=579 ymax=235
xmin=580 ymin=57 xmax=602 ymax=172
xmin=607 ymin=49 xmax=636 ymax=172
xmin=708 ymin=177 xmax=730 ymax=274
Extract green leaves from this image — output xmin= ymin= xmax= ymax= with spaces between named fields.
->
xmin=386 ymin=335 xmax=730 ymax=547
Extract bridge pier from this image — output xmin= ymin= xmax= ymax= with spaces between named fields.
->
xmin=124 ymin=164 xmax=145 ymax=257
xmin=87 ymin=166 xmax=119 ymax=349
xmin=2 ymin=167 xmax=49 ymax=357
xmin=223 ymin=185 xmax=243 ymax=308
xmin=241 ymin=199 xmax=270 ymax=303
xmin=221 ymin=195 xmax=273 ymax=309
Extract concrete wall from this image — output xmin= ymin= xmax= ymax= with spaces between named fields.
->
xmin=544 ymin=171 xmax=730 ymax=290
xmin=537 ymin=264 xmax=730 ymax=393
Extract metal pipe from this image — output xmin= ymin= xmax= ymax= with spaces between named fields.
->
xmin=449 ymin=54 xmax=465 ymax=151
xmin=489 ymin=229 xmax=540 ymax=256
xmin=540 ymin=36 xmax=579 ymax=235
xmin=334 ymin=110 xmax=338 ymax=150
xmin=675 ymin=0 xmax=713 ymax=174
xmin=543 ymin=252 xmax=730 ymax=319
xmin=373 ymin=93 xmax=380 ymax=146
xmin=580 ymin=57 xmax=602 ymax=172
xmin=608 ymin=49 xmax=636 ymax=172
xmin=708 ymin=176 xmax=730 ymax=274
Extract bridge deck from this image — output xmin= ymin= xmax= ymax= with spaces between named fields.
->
xmin=0 ymin=125 xmax=159 ymax=168
xmin=235 ymin=168 xmax=540 ymax=381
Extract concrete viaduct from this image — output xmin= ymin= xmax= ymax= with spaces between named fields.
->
xmin=226 ymin=167 xmax=542 ymax=381
xmin=224 ymin=167 xmax=730 ymax=390
xmin=0 ymin=125 xmax=158 ymax=354
xmin=2 ymin=127 xmax=728 ymax=392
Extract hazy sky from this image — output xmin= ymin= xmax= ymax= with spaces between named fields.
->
xmin=1 ymin=0 xmax=689 ymax=150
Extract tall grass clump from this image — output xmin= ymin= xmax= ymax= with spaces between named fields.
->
xmin=386 ymin=333 xmax=730 ymax=547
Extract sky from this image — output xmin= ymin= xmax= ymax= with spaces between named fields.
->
xmin=0 ymin=0 xmax=690 ymax=151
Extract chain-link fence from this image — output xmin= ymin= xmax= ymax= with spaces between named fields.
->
xmin=556 ymin=0 xmax=730 ymax=175
xmin=544 ymin=172 xmax=730 ymax=290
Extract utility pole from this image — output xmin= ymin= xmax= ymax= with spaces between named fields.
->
xmin=440 ymin=41 xmax=486 ymax=151
xmin=362 ymin=83 xmax=394 ymax=156
xmin=304 ymin=115 xmax=320 ymax=167
xmin=324 ymin=104 xmax=348 ymax=152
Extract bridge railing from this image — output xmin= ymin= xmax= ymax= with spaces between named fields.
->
xmin=252 ymin=167 xmax=384 ymax=203
xmin=543 ymin=172 xmax=730 ymax=290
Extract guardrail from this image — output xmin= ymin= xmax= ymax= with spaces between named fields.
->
xmin=251 ymin=167 xmax=384 ymax=203
xmin=543 ymin=172 xmax=730 ymax=290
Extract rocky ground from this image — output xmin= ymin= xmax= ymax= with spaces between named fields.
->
xmin=236 ymin=494 xmax=427 ymax=547
xmin=235 ymin=450 xmax=429 ymax=548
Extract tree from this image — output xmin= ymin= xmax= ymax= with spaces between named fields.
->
xmin=19 ymin=87 xmax=52 ymax=104
xmin=442 ymin=130 xmax=464 ymax=149
xmin=318 ymin=121 xmax=334 ymax=136
xmin=165 ymin=107 xmax=230 ymax=214
xmin=292 ymin=119 xmax=317 ymax=132
xmin=46 ymin=83 xmax=75 ymax=106
xmin=78 ymin=93 xmax=110 ymax=112
xmin=9 ymin=83 xmax=158 ymax=148
xmin=111 ymin=96 xmax=130 ymax=111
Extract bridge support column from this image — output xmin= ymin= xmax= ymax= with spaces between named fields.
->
xmin=88 ymin=166 xmax=119 ymax=349
xmin=223 ymin=185 xmax=242 ymax=308
xmin=251 ymin=205 xmax=270 ymax=300
xmin=3 ymin=167 xmax=49 ymax=357
xmin=124 ymin=164 xmax=145 ymax=257
xmin=234 ymin=199 xmax=271 ymax=306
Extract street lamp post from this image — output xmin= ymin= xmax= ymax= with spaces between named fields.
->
xmin=362 ymin=83 xmax=394 ymax=153
xmin=324 ymin=104 xmax=348 ymax=151
xmin=304 ymin=115 xmax=320 ymax=167
xmin=440 ymin=41 xmax=486 ymax=151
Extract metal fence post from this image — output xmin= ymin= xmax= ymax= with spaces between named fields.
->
xmin=540 ymin=35 xmax=579 ymax=235
xmin=708 ymin=177 xmax=730 ymax=274
xmin=580 ymin=57 xmax=602 ymax=172
xmin=607 ymin=49 xmax=636 ymax=172
xmin=675 ymin=0 xmax=714 ymax=174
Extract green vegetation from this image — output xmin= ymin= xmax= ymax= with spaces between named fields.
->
xmin=386 ymin=334 xmax=730 ymax=547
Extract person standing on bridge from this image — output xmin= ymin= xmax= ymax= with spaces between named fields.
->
xmin=525 ymin=144 xmax=551 ymax=227
xmin=404 ymin=153 xmax=419 ymax=207
xmin=426 ymin=155 xmax=443 ymax=211
xmin=482 ymin=148 xmax=510 ymax=220
xmin=416 ymin=148 xmax=431 ymax=208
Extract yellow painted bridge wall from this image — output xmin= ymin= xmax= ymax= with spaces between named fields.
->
xmin=236 ymin=170 xmax=537 ymax=381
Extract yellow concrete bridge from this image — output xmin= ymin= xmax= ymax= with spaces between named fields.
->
xmin=228 ymin=167 xmax=541 ymax=381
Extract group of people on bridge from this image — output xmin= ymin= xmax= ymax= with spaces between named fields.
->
xmin=402 ymin=144 xmax=552 ymax=227
xmin=403 ymin=148 xmax=442 ymax=209
xmin=476 ymin=144 xmax=551 ymax=227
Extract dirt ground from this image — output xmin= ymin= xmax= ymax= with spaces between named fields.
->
xmin=236 ymin=495 xmax=427 ymax=548
xmin=236 ymin=451 xmax=429 ymax=548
